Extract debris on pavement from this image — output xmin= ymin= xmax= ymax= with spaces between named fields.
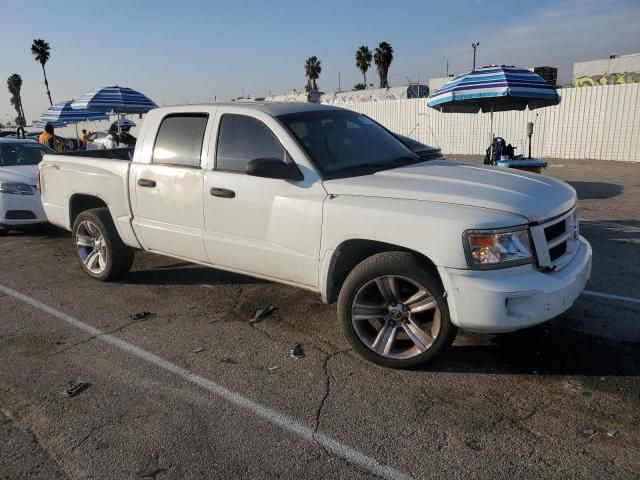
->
xmin=582 ymin=429 xmax=598 ymax=440
xmin=250 ymin=305 xmax=276 ymax=324
xmin=288 ymin=343 xmax=305 ymax=360
xmin=63 ymin=381 xmax=91 ymax=398
xmin=220 ymin=357 xmax=239 ymax=365
xmin=129 ymin=311 xmax=152 ymax=321
xmin=607 ymin=429 xmax=619 ymax=438
xmin=192 ymin=347 xmax=205 ymax=353
xmin=137 ymin=467 xmax=165 ymax=478
xmin=268 ymin=366 xmax=280 ymax=372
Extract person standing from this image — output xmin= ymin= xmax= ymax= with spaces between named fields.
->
xmin=80 ymin=129 xmax=89 ymax=149
xmin=38 ymin=123 xmax=63 ymax=152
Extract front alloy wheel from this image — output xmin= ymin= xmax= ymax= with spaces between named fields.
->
xmin=351 ymin=275 xmax=441 ymax=359
xmin=338 ymin=251 xmax=456 ymax=368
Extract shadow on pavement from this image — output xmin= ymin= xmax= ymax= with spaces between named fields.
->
xmin=568 ymin=181 xmax=623 ymax=200
xmin=0 ymin=224 xmax=69 ymax=239
xmin=427 ymin=323 xmax=639 ymax=377
xmin=122 ymin=263 xmax=267 ymax=286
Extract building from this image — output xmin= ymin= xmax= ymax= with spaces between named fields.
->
xmin=529 ymin=66 xmax=557 ymax=86
xmin=572 ymin=53 xmax=640 ymax=87
xmin=429 ymin=76 xmax=454 ymax=93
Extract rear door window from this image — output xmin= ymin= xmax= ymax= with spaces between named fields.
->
xmin=153 ymin=114 xmax=208 ymax=167
xmin=215 ymin=114 xmax=285 ymax=172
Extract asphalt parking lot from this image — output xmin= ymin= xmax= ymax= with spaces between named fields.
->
xmin=1 ymin=157 xmax=639 ymax=480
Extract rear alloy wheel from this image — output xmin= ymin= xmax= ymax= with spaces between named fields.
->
xmin=338 ymin=252 xmax=456 ymax=368
xmin=72 ymin=208 xmax=134 ymax=281
xmin=75 ymin=220 xmax=109 ymax=276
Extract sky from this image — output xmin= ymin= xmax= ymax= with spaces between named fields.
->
xmin=1 ymin=0 xmax=639 ymax=125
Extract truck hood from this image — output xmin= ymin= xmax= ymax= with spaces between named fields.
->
xmin=0 ymin=165 xmax=38 ymax=185
xmin=322 ymin=160 xmax=576 ymax=222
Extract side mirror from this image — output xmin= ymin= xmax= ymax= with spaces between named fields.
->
xmin=246 ymin=158 xmax=304 ymax=181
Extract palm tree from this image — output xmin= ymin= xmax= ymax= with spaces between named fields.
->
xmin=31 ymin=38 xmax=53 ymax=105
xmin=355 ymin=46 xmax=372 ymax=87
xmin=374 ymin=41 xmax=394 ymax=88
xmin=7 ymin=74 xmax=26 ymax=126
xmin=304 ymin=56 xmax=322 ymax=91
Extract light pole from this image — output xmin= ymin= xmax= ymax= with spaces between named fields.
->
xmin=472 ymin=42 xmax=480 ymax=70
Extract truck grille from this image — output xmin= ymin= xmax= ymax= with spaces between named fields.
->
xmin=530 ymin=207 xmax=579 ymax=271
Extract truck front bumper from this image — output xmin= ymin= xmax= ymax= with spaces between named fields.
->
xmin=440 ymin=236 xmax=592 ymax=333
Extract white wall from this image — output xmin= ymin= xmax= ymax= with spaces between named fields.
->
xmin=573 ymin=53 xmax=640 ymax=78
xmin=329 ymin=83 xmax=640 ymax=162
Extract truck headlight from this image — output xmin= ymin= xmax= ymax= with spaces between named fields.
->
xmin=464 ymin=227 xmax=533 ymax=269
xmin=0 ymin=182 xmax=34 ymax=195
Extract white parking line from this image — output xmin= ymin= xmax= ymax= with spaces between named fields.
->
xmin=583 ymin=290 xmax=640 ymax=305
xmin=582 ymin=220 xmax=640 ymax=231
xmin=0 ymin=284 xmax=411 ymax=480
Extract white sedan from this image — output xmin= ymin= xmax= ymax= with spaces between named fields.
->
xmin=0 ymin=138 xmax=51 ymax=234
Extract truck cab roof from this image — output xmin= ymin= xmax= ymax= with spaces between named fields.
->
xmin=158 ymin=101 xmax=345 ymax=117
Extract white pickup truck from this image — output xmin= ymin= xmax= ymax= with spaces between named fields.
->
xmin=40 ymin=103 xmax=592 ymax=368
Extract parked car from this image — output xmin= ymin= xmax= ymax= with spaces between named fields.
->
xmin=394 ymin=134 xmax=444 ymax=161
xmin=0 ymin=138 xmax=52 ymax=234
xmin=39 ymin=103 xmax=592 ymax=368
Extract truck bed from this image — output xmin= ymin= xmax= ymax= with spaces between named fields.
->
xmin=39 ymin=151 xmax=141 ymax=249
xmin=55 ymin=147 xmax=134 ymax=161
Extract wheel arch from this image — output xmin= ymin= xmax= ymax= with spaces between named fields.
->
xmin=323 ymin=239 xmax=442 ymax=304
xmin=69 ymin=194 xmax=109 ymax=228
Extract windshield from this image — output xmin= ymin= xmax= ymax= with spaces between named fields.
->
xmin=0 ymin=143 xmax=53 ymax=167
xmin=277 ymin=110 xmax=420 ymax=179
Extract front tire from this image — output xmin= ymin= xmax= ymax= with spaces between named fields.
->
xmin=338 ymin=251 xmax=456 ymax=369
xmin=72 ymin=208 xmax=134 ymax=281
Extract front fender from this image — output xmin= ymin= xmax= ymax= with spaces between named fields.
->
xmin=319 ymin=195 xmax=526 ymax=301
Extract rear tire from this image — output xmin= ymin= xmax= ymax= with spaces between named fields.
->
xmin=338 ymin=251 xmax=457 ymax=369
xmin=0 ymin=229 xmax=8 ymax=236
xmin=72 ymin=208 xmax=134 ymax=281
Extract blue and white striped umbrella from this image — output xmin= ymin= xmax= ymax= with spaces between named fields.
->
xmin=427 ymin=65 xmax=560 ymax=113
xmin=38 ymin=100 xmax=108 ymax=126
xmin=34 ymin=119 xmax=66 ymax=128
xmin=71 ymin=86 xmax=158 ymax=114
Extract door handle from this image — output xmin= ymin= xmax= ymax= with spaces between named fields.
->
xmin=210 ymin=187 xmax=236 ymax=199
xmin=137 ymin=178 xmax=156 ymax=188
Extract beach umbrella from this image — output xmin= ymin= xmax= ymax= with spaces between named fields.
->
xmin=113 ymin=118 xmax=136 ymax=128
xmin=427 ymin=65 xmax=560 ymax=143
xmin=38 ymin=100 xmax=109 ymax=140
xmin=34 ymin=119 xmax=66 ymax=129
xmin=38 ymin=100 xmax=108 ymax=125
xmin=71 ymin=86 xmax=157 ymax=114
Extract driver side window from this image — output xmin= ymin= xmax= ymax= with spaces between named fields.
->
xmin=215 ymin=114 xmax=285 ymax=172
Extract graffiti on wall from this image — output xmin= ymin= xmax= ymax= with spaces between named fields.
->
xmin=572 ymin=72 xmax=640 ymax=87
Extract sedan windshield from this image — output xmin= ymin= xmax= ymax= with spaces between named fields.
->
xmin=0 ymin=143 xmax=53 ymax=167
xmin=278 ymin=110 xmax=421 ymax=179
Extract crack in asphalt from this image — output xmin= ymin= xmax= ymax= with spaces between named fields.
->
xmin=48 ymin=314 xmax=164 ymax=356
xmin=70 ymin=409 xmax=134 ymax=452
xmin=311 ymin=350 xmax=363 ymax=468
